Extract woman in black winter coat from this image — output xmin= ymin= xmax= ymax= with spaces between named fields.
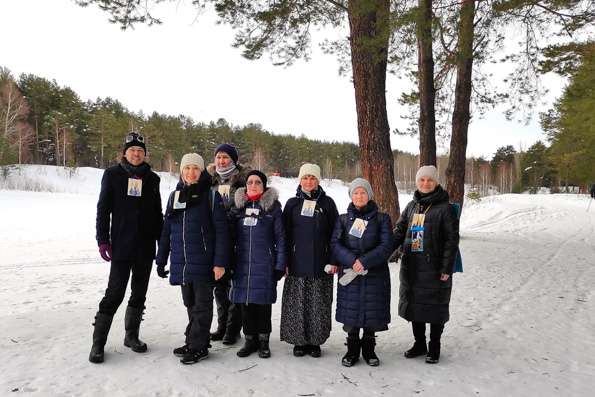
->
xmin=393 ymin=165 xmax=459 ymax=364
xmin=229 ymin=170 xmax=287 ymax=359
xmin=331 ymin=178 xmax=393 ymax=367
xmin=155 ymin=153 xmax=230 ymax=365
xmin=280 ymin=163 xmax=339 ymax=358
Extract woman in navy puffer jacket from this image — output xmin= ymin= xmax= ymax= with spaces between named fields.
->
xmin=229 ymin=170 xmax=286 ymax=359
xmin=331 ymin=178 xmax=393 ymax=368
xmin=155 ymin=153 xmax=230 ymax=365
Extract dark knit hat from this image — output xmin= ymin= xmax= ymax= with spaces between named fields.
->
xmin=214 ymin=143 xmax=239 ymax=164
xmin=246 ymin=170 xmax=268 ymax=190
xmin=123 ymin=132 xmax=146 ymax=154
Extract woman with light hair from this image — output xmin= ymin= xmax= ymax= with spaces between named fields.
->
xmin=393 ymin=165 xmax=459 ymax=364
xmin=280 ymin=163 xmax=339 ymax=358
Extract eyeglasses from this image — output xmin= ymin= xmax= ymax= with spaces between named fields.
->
xmin=125 ymin=133 xmax=145 ymax=143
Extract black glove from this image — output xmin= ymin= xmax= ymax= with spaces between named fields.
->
xmin=275 ymin=269 xmax=285 ymax=281
xmin=156 ymin=265 xmax=169 ymax=278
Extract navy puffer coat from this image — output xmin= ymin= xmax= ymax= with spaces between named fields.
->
xmin=331 ymin=201 xmax=393 ymax=330
xmin=155 ymin=171 xmax=230 ymax=285
xmin=283 ymin=185 xmax=339 ymax=277
xmin=393 ymin=185 xmax=459 ymax=324
xmin=230 ymin=187 xmax=287 ymax=305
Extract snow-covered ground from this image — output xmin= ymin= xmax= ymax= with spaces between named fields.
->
xmin=1 ymin=166 xmax=594 ymax=396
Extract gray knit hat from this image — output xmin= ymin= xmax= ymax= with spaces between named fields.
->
xmin=180 ymin=153 xmax=205 ymax=175
xmin=415 ymin=165 xmax=439 ymax=183
xmin=348 ymin=178 xmax=374 ymax=200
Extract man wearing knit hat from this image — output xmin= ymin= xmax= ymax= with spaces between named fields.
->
xmin=90 ymin=131 xmax=163 ymax=364
xmin=207 ymin=143 xmax=252 ymax=345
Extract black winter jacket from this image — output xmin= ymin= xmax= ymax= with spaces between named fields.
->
xmin=283 ymin=186 xmax=339 ymax=277
xmin=393 ymin=185 xmax=459 ymax=324
xmin=331 ymin=201 xmax=393 ymax=330
xmin=155 ymin=171 xmax=230 ymax=285
xmin=96 ymin=161 xmax=163 ymax=262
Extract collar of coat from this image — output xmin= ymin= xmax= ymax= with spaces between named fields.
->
xmin=207 ymin=162 xmax=252 ymax=187
xmin=235 ymin=186 xmax=279 ymax=212
xmin=413 ymin=184 xmax=449 ymax=206
xmin=347 ymin=200 xmax=379 ymax=220
xmin=295 ymin=184 xmax=325 ymax=200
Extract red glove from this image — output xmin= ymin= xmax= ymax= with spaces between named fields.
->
xmin=99 ymin=243 xmax=112 ymax=262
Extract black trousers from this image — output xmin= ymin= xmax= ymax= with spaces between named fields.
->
xmin=346 ymin=327 xmax=376 ymax=338
xmin=213 ymin=278 xmax=241 ymax=331
xmin=412 ymin=322 xmax=444 ymax=342
xmin=241 ymin=304 xmax=272 ymax=335
xmin=98 ymin=260 xmax=152 ymax=316
xmin=181 ymin=281 xmax=214 ymax=351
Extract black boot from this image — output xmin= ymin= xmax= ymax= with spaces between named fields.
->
xmin=222 ymin=304 xmax=242 ymax=345
xmin=341 ymin=336 xmax=360 ymax=367
xmin=123 ymin=306 xmax=147 ymax=353
xmin=405 ymin=321 xmax=428 ymax=358
xmin=361 ymin=335 xmax=380 ymax=366
xmin=237 ymin=334 xmax=258 ymax=357
xmin=89 ymin=312 xmax=114 ymax=364
xmin=293 ymin=345 xmax=307 ymax=357
xmin=426 ymin=340 xmax=441 ymax=364
xmin=258 ymin=333 xmax=271 ymax=358
xmin=211 ymin=284 xmax=230 ymax=341
xmin=308 ymin=345 xmax=321 ymax=358
xmin=180 ymin=348 xmax=209 ymax=365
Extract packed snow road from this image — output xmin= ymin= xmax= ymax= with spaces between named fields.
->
xmin=1 ymin=176 xmax=594 ymax=396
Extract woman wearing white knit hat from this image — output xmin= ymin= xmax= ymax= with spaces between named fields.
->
xmin=393 ymin=165 xmax=459 ymax=364
xmin=155 ymin=153 xmax=231 ymax=364
xmin=280 ymin=163 xmax=339 ymax=358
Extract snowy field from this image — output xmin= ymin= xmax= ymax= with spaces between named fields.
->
xmin=1 ymin=165 xmax=594 ymax=397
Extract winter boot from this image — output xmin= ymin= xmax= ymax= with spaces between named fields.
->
xmin=211 ymin=286 xmax=230 ymax=341
xmin=89 ymin=312 xmax=114 ymax=364
xmin=361 ymin=335 xmax=380 ymax=366
xmin=341 ymin=336 xmax=361 ymax=367
xmin=173 ymin=344 xmax=190 ymax=357
xmin=258 ymin=333 xmax=271 ymax=358
xmin=293 ymin=345 xmax=307 ymax=357
xmin=123 ymin=306 xmax=147 ymax=353
xmin=426 ymin=340 xmax=441 ymax=364
xmin=404 ymin=340 xmax=428 ymax=358
xmin=222 ymin=305 xmax=242 ymax=345
xmin=180 ymin=348 xmax=209 ymax=365
xmin=308 ymin=345 xmax=321 ymax=358
xmin=237 ymin=334 xmax=259 ymax=357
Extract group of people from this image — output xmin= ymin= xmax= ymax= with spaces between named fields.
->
xmin=89 ymin=132 xmax=460 ymax=368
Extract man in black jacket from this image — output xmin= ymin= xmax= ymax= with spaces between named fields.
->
xmin=89 ymin=132 xmax=163 ymax=364
xmin=590 ymin=183 xmax=595 ymax=199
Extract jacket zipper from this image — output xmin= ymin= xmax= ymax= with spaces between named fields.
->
xmin=201 ymin=226 xmax=207 ymax=252
xmin=182 ymin=211 xmax=187 ymax=285
xmin=246 ymin=201 xmax=254 ymax=304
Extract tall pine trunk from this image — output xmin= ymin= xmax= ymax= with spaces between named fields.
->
xmin=348 ymin=0 xmax=400 ymax=221
xmin=446 ymin=0 xmax=475 ymax=206
xmin=417 ymin=0 xmax=436 ymax=166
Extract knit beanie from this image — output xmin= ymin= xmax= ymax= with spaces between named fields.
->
xmin=348 ymin=178 xmax=374 ymax=200
xmin=415 ymin=165 xmax=439 ymax=183
xmin=298 ymin=163 xmax=322 ymax=182
xmin=246 ymin=170 xmax=268 ymax=190
xmin=179 ymin=153 xmax=205 ymax=175
xmin=123 ymin=132 xmax=146 ymax=154
xmin=214 ymin=143 xmax=239 ymax=164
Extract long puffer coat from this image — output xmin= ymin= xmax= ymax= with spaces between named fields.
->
xmin=282 ymin=185 xmax=339 ymax=277
xmin=393 ymin=185 xmax=459 ymax=324
xmin=331 ymin=201 xmax=393 ymax=330
xmin=155 ymin=171 xmax=230 ymax=285
xmin=96 ymin=161 xmax=163 ymax=262
xmin=229 ymin=187 xmax=287 ymax=305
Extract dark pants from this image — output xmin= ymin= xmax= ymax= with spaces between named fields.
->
xmin=213 ymin=279 xmax=241 ymax=332
xmin=412 ymin=322 xmax=444 ymax=342
xmin=98 ymin=260 xmax=152 ymax=315
xmin=182 ymin=281 xmax=214 ymax=351
xmin=241 ymin=304 xmax=272 ymax=335
xmin=346 ymin=328 xmax=376 ymax=338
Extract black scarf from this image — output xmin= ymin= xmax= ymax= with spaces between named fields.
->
xmin=120 ymin=158 xmax=150 ymax=177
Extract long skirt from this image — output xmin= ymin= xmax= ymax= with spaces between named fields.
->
xmin=280 ymin=274 xmax=333 ymax=346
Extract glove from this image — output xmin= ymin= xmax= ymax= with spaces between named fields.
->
xmin=98 ymin=243 xmax=112 ymax=262
xmin=156 ymin=265 xmax=169 ymax=278
xmin=275 ymin=269 xmax=285 ymax=281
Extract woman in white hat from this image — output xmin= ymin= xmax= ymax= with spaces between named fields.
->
xmin=393 ymin=165 xmax=459 ymax=364
xmin=280 ymin=163 xmax=339 ymax=358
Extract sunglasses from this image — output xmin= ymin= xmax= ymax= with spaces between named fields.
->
xmin=125 ymin=133 xmax=145 ymax=143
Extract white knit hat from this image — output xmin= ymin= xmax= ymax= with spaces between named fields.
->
xmin=180 ymin=153 xmax=205 ymax=175
xmin=415 ymin=165 xmax=439 ymax=183
xmin=349 ymin=178 xmax=374 ymax=200
xmin=298 ymin=163 xmax=322 ymax=182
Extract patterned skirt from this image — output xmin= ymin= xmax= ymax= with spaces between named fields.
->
xmin=280 ymin=274 xmax=334 ymax=346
